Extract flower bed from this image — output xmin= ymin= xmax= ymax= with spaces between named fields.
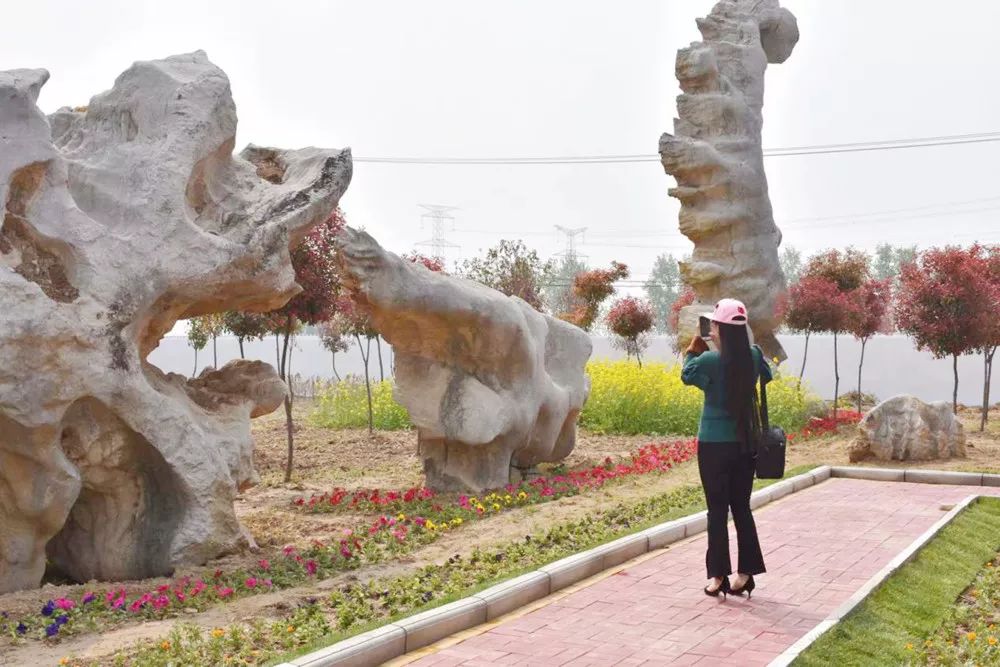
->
xmin=95 ymin=466 xmax=817 ymax=666
xmin=294 ymin=440 xmax=697 ymax=515
xmin=915 ymin=552 xmax=1000 ymax=665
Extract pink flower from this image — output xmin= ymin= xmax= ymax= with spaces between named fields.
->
xmin=263 ymin=579 xmax=273 ymax=588
xmin=282 ymin=545 xmax=296 ymax=557
xmin=305 ymin=560 xmax=318 ymax=576
xmin=258 ymin=558 xmax=270 ymax=571
xmin=54 ymin=598 xmax=75 ymax=611
xmin=153 ymin=595 xmax=170 ymax=610
xmin=245 ymin=577 xmax=258 ymax=589
xmin=190 ymin=581 xmax=206 ymax=596
xmin=215 ymin=586 xmax=234 ymax=598
xmin=157 ymin=584 xmax=170 ymax=593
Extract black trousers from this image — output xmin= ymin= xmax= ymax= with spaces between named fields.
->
xmin=697 ymin=441 xmax=766 ymax=579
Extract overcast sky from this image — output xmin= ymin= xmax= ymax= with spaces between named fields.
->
xmin=4 ymin=0 xmax=999 ymax=288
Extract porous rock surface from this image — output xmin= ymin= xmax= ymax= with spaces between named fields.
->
xmin=0 ymin=52 xmax=351 ymax=592
xmin=336 ymin=227 xmax=591 ymax=491
xmin=660 ymin=0 xmax=799 ymax=360
xmin=851 ymin=395 xmax=966 ymax=462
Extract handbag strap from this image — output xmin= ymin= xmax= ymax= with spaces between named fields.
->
xmin=753 ymin=345 xmax=770 ymax=431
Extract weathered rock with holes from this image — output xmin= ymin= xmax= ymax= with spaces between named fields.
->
xmin=0 ymin=52 xmax=351 ymax=592
xmin=336 ymin=227 xmax=591 ymax=492
xmin=660 ymin=0 xmax=799 ymax=360
xmin=850 ymin=395 xmax=966 ymax=462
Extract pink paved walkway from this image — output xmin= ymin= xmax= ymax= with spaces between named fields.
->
xmin=408 ymin=478 xmax=1000 ymax=666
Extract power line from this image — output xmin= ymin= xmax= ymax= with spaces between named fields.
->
xmin=353 ymin=131 xmax=1000 ymax=165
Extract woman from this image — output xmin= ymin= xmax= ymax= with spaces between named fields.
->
xmin=681 ymin=298 xmax=772 ymax=599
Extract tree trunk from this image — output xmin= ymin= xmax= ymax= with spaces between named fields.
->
xmin=376 ymin=336 xmax=384 ymax=382
xmin=357 ymin=334 xmax=374 ymax=434
xmin=982 ymin=347 xmax=995 ymax=431
xmin=193 ymin=348 xmax=198 ymax=377
xmin=857 ymin=338 xmax=867 ymax=414
xmin=952 ymin=353 xmax=959 ymax=415
xmin=280 ymin=317 xmax=294 ymax=483
xmin=832 ymin=331 xmax=840 ymax=420
xmin=238 ymin=338 xmax=245 ymax=359
xmin=797 ymin=332 xmax=810 ymax=391
xmin=331 ymin=351 xmax=341 ymax=381
xmin=275 ymin=334 xmax=280 ymax=367
xmin=636 ymin=341 xmax=643 ymax=368
xmin=212 ymin=334 xmax=218 ymax=368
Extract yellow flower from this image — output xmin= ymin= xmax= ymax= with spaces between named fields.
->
xmin=518 ymin=491 xmax=528 ymax=500
xmin=492 ymin=503 xmax=501 ymax=511
xmin=469 ymin=497 xmax=478 ymax=505
xmin=990 ymin=624 xmax=996 ymax=630
xmin=397 ymin=513 xmax=406 ymax=521
xmin=988 ymin=636 xmax=998 ymax=646
xmin=212 ymin=628 xmax=225 ymax=638
xmin=905 ymin=643 xmax=914 ymax=651
xmin=925 ymin=640 xmax=933 ymax=648
xmin=475 ymin=504 xmax=485 ymax=512
xmin=967 ymin=632 xmax=977 ymax=642
xmin=160 ymin=641 xmax=171 ymax=651
xmin=439 ymin=523 xmax=449 ymax=531
xmin=504 ymin=494 xmax=512 ymax=503
xmin=60 ymin=660 xmax=70 ymax=666
xmin=451 ymin=517 xmax=462 ymax=526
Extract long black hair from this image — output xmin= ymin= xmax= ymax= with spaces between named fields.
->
xmin=718 ymin=322 xmax=760 ymax=450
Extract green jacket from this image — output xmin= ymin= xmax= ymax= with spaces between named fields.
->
xmin=681 ymin=347 xmax=772 ymax=443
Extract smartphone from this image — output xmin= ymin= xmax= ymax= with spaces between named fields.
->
xmin=698 ymin=316 xmax=712 ymax=340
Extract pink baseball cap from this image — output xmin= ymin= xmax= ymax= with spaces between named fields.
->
xmin=708 ymin=298 xmax=748 ymax=326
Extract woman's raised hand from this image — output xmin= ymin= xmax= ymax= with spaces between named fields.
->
xmin=686 ymin=335 xmax=709 ymax=356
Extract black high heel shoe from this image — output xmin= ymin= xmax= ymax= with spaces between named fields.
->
xmin=704 ymin=577 xmax=731 ymax=598
xmin=730 ymin=574 xmax=756 ymax=598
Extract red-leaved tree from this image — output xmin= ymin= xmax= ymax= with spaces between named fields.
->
xmin=271 ymin=209 xmax=346 ymax=481
xmin=797 ymin=250 xmax=870 ymax=416
xmin=847 ymin=278 xmax=893 ymax=413
xmin=785 ymin=275 xmax=841 ymax=390
xmin=977 ymin=245 xmax=1000 ymax=429
xmin=606 ymin=297 xmax=655 ymax=366
xmin=402 ymin=251 xmax=447 ymax=273
xmin=561 ymin=261 xmax=629 ymax=331
xmin=895 ymin=245 xmax=994 ymax=414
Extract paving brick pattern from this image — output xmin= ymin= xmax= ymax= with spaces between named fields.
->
xmin=408 ymin=479 xmax=1000 ymax=666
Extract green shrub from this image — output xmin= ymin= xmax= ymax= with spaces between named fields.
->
xmin=581 ymin=359 xmax=818 ymax=436
xmin=310 ymin=380 xmax=411 ymax=430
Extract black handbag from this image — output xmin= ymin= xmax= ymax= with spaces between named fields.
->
xmin=753 ymin=349 xmax=787 ymax=479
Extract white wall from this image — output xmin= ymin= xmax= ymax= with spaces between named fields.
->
xmin=150 ymin=333 xmax=997 ymax=407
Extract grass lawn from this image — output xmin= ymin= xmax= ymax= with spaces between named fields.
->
xmin=794 ymin=496 xmax=1000 ymax=666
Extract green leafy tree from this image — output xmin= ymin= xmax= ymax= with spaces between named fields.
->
xmin=780 ymin=246 xmax=803 ymax=286
xmin=223 ymin=311 xmax=272 ymax=359
xmin=544 ymin=255 xmax=588 ymax=316
xmin=873 ymin=243 xmax=918 ymax=282
xmin=644 ymin=253 xmax=681 ymax=333
xmin=459 ymin=239 xmax=554 ymax=311
xmin=186 ymin=318 xmax=209 ymax=377
xmin=189 ymin=314 xmax=226 ymax=368
xmin=318 ymin=315 xmax=350 ymax=381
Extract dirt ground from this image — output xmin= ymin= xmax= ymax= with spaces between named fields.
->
xmin=2 ymin=403 xmax=997 ymax=666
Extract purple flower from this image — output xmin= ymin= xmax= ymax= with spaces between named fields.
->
xmin=45 ymin=623 xmax=59 ymax=637
xmin=41 ymin=600 xmax=55 ymax=617
xmin=82 ymin=592 xmax=96 ymax=605
xmin=55 ymin=615 xmax=69 ymax=626
xmin=16 ymin=622 xmax=27 ymax=635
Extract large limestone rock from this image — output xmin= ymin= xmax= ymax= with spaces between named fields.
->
xmin=0 ymin=52 xmax=351 ymax=592
xmin=660 ymin=0 xmax=799 ymax=360
xmin=336 ymin=227 xmax=591 ymax=491
xmin=850 ymin=395 xmax=966 ymax=462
